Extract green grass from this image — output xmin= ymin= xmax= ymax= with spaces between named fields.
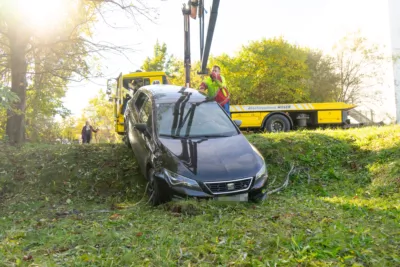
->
xmin=0 ymin=125 xmax=399 ymax=266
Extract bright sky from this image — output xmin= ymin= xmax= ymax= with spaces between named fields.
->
xmin=62 ymin=0 xmax=396 ymax=121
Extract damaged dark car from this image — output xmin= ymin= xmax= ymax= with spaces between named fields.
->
xmin=124 ymin=85 xmax=268 ymax=206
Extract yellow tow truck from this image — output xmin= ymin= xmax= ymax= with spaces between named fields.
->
xmin=106 ymin=71 xmax=356 ymax=133
xmin=230 ymin=102 xmax=356 ymax=132
xmin=106 ymin=71 xmax=169 ymax=135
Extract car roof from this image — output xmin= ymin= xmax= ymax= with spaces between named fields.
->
xmin=141 ymin=84 xmax=208 ymax=103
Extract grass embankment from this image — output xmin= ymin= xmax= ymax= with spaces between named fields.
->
xmin=0 ymin=125 xmax=399 ymax=266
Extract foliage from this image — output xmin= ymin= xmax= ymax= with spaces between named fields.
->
xmin=0 ymin=86 xmax=19 ymax=138
xmin=77 ymin=89 xmax=120 ymax=144
xmin=0 ymin=125 xmax=399 ymax=265
xmin=167 ymin=34 xmax=383 ymax=107
xmin=331 ymin=31 xmax=386 ymax=104
xmin=59 ymin=117 xmax=79 ymax=142
xmin=141 ymin=40 xmax=173 ymax=75
xmin=168 ymin=59 xmax=205 ymax=88
xmin=0 ymin=86 xmax=19 ymax=110
xmin=207 ymin=38 xmax=312 ymax=104
xmin=305 ymin=50 xmax=340 ymax=103
xmin=141 ymin=41 xmax=205 ymax=88
xmin=0 ymin=0 xmax=158 ymax=144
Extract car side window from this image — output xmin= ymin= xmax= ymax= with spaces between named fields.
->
xmin=139 ymin=98 xmax=152 ymax=124
xmin=129 ymin=90 xmax=138 ymax=106
xmin=134 ymin=92 xmax=147 ymax=112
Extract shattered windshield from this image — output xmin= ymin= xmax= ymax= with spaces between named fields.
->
xmin=156 ymin=101 xmax=238 ymax=138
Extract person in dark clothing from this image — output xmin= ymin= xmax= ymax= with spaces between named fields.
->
xmin=81 ymin=121 xmax=99 ymax=144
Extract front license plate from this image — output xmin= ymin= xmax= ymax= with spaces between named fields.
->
xmin=215 ymin=193 xmax=248 ymax=202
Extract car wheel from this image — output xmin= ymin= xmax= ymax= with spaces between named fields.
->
xmin=147 ymin=168 xmax=171 ymax=206
xmin=264 ymin=114 xmax=291 ymax=133
xmin=249 ymin=190 xmax=267 ymax=203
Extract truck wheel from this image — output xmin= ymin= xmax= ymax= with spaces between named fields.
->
xmin=264 ymin=114 xmax=291 ymax=133
xmin=147 ymin=168 xmax=171 ymax=206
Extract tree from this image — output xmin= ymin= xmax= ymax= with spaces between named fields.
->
xmin=211 ymin=38 xmax=311 ymax=104
xmin=0 ymin=86 xmax=19 ymax=110
xmin=79 ymin=89 xmax=119 ymax=144
xmin=59 ymin=117 xmax=78 ymax=142
xmin=140 ymin=41 xmax=205 ymax=88
xmin=0 ymin=0 xmax=158 ymax=144
xmin=0 ymin=86 xmax=19 ymax=138
xmin=306 ymin=50 xmax=340 ymax=103
xmin=141 ymin=41 xmax=173 ymax=74
xmin=168 ymin=58 xmax=204 ymax=88
xmin=24 ymin=44 xmax=82 ymax=141
xmin=332 ymin=32 xmax=386 ymax=104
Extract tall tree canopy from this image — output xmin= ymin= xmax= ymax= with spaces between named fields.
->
xmin=0 ymin=0 xmax=158 ymax=144
xmin=141 ymin=40 xmax=172 ymax=74
xmin=305 ymin=50 xmax=339 ymax=103
xmin=210 ymin=38 xmax=311 ymax=104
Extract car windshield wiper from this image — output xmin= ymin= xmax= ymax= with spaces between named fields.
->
xmin=159 ymin=134 xmax=189 ymax=139
xmin=189 ymin=133 xmax=235 ymax=138
xmin=159 ymin=134 xmax=210 ymax=141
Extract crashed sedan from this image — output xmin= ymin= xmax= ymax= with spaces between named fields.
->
xmin=124 ymin=85 xmax=268 ymax=205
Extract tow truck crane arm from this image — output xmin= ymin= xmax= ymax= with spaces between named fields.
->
xmin=182 ymin=0 xmax=220 ymax=87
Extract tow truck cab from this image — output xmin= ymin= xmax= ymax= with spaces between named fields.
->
xmin=106 ymin=71 xmax=169 ymax=135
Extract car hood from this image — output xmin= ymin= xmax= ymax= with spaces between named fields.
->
xmin=158 ymin=134 xmax=264 ymax=182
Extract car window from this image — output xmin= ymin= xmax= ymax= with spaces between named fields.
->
xmin=156 ymin=102 xmax=238 ymax=137
xmin=134 ymin=92 xmax=147 ymax=112
xmin=139 ymin=98 xmax=152 ymax=123
xmin=127 ymin=90 xmax=138 ymax=110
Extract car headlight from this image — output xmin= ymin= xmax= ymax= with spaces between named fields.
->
xmin=255 ymin=161 xmax=268 ymax=182
xmin=164 ymin=169 xmax=201 ymax=190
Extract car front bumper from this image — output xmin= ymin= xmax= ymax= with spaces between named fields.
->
xmin=155 ymin=172 xmax=268 ymax=200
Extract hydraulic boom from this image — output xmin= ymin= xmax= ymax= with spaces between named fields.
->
xmin=182 ymin=0 xmax=220 ymax=87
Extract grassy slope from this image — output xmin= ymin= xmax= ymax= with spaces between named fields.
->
xmin=0 ymin=126 xmax=399 ymax=266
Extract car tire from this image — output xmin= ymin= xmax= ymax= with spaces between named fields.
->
xmin=147 ymin=168 xmax=171 ymax=206
xmin=264 ymin=114 xmax=291 ymax=133
xmin=249 ymin=190 xmax=267 ymax=203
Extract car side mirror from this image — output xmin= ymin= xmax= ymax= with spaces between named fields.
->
xmin=233 ymin=120 xmax=242 ymax=127
xmin=134 ymin=123 xmax=151 ymax=137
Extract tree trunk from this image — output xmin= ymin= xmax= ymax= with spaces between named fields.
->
xmin=6 ymin=28 xmax=28 ymax=144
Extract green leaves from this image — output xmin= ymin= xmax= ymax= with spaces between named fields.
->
xmin=141 ymin=41 xmax=173 ymax=75
xmin=0 ymin=86 xmax=20 ymax=110
xmin=210 ymin=38 xmax=318 ymax=104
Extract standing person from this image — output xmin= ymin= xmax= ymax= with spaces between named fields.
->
xmin=81 ymin=121 xmax=99 ymax=144
xmin=199 ymin=65 xmax=230 ymax=116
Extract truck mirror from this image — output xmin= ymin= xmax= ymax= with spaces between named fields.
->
xmin=106 ymin=78 xmax=114 ymax=94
